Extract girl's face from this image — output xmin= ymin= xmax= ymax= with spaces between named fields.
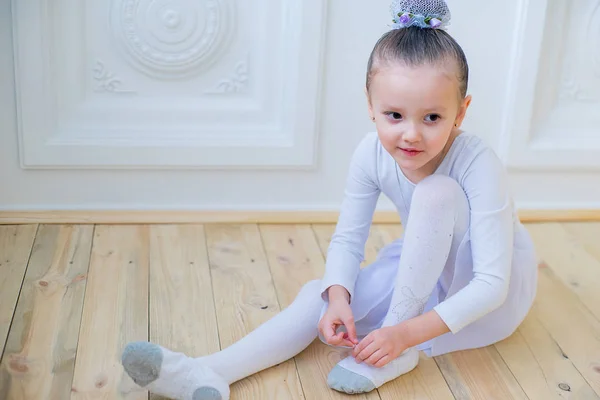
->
xmin=367 ymin=62 xmax=471 ymax=181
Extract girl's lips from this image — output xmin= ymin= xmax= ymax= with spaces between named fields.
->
xmin=399 ymin=148 xmax=423 ymax=157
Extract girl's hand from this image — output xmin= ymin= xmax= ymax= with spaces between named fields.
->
xmin=318 ymin=287 xmax=358 ymax=347
xmin=351 ymin=325 xmax=407 ymax=368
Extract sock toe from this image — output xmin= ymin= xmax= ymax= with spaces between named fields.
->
xmin=327 ymin=364 xmax=376 ymax=394
xmin=121 ymin=341 xmax=163 ymax=387
xmin=193 ymin=386 xmax=223 ymax=400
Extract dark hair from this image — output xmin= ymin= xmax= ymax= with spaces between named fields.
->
xmin=366 ymin=26 xmax=469 ymax=99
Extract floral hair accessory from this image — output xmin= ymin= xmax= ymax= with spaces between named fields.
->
xmin=390 ymin=0 xmax=451 ymax=30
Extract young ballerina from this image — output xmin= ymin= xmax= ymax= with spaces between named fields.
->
xmin=119 ymin=0 xmax=538 ymax=398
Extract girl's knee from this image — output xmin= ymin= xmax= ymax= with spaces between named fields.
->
xmin=296 ymin=279 xmax=323 ymax=302
xmin=413 ymin=175 xmax=466 ymax=209
xmin=300 ymin=279 xmax=321 ymax=293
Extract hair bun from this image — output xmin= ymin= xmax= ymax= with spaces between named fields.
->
xmin=390 ymin=0 xmax=451 ymax=30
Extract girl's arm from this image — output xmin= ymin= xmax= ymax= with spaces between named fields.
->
xmin=327 ymin=284 xmax=351 ymax=303
xmin=432 ymin=147 xmax=515 ymax=334
xmin=321 ymin=133 xmax=382 ymax=304
xmin=397 ymin=310 xmax=450 ymax=348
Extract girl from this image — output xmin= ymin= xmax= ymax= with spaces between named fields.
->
xmin=119 ymin=0 xmax=538 ymax=398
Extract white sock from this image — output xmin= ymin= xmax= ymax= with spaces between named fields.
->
xmin=328 ymin=348 xmax=420 ymax=393
xmin=121 ymin=343 xmax=229 ymax=399
xmin=329 ymin=175 xmax=469 ymax=393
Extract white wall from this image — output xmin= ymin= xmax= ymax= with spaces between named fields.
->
xmin=1 ymin=0 xmax=599 ymax=212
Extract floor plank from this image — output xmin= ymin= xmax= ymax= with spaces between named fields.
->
xmin=561 ymin=222 xmax=600 ymax=262
xmin=148 ymin=225 xmax=221 ymax=400
xmin=205 ymin=224 xmax=304 ymax=400
xmin=527 ymin=222 xmax=600 ymax=321
xmin=0 ymin=225 xmax=37 ymax=359
xmin=435 ymin=346 xmax=528 ymax=400
xmin=532 ymin=263 xmax=600 ymax=396
xmin=260 ymin=224 xmax=380 ymax=400
xmin=495 ymin=308 xmax=600 ymax=399
xmin=0 ymin=225 xmax=93 ymax=400
xmin=70 ymin=225 xmax=149 ymax=399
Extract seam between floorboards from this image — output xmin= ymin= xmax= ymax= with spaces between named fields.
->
xmin=434 ymin=356 xmax=461 ymax=400
xmin=0 ymin=223 xmax=40 ymax=364
xmin=490 ymin=344 xmax=531 ymax=399
xmin=64 ymin=224 xmax=97 ymax=397
xmin=203 ymin=224 xmax=223 ymax=353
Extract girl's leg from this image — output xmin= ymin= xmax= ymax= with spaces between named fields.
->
xmin=328 ymin=175 xmax=470 ymax=394
xmin=120 ymin=279 xmax=324 ymax=400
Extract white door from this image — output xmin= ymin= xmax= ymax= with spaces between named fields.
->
xmin=1 ymin=0 xmax=599 ymax=214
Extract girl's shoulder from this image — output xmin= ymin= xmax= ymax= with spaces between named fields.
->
xmin=349 ymin=131 xmax=388 ymax=170
xmin=440 ymin=132 xmax=502 ymax=176
xmin=446 ymin=131 xmax=489 ymax=161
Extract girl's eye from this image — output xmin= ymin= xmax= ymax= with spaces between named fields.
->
xmin=386 ymin=112 xmax=403 ymax=120
xmin=425 ymin=114 xmax=441 ymax=123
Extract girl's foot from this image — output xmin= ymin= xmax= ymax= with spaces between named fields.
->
xmin=121 ymin=341 xmax=230 ymax=400
xmin=327 ymin=347 xmax=419 ymax=394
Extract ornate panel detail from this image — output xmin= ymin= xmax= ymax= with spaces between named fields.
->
xmin=110 ymin=0 xmax=234 ymax=79
xmin=502 ymin=0 xmax=600 ymax=171
xmin=93 ymin=60 xmax=136 ymax=93
xmin=556 ymin=1 xmax=600 ymax=104
xmin=13 ymin=0 xmax=327 ymax=169
xmin=204 ymin=56 xmax=249 ymax=94
xmin=588 ymin=1 xmax=599 ymax=77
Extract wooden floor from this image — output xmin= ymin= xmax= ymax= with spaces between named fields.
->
xmin=0 ymin=222 xmax=599 ymax=399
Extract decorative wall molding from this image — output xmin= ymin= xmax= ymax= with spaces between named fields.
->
xmin=204 ymin=56 xmax=249 ymax=94
xmin=12 ymin=0 xmax=327 ymax=169
xmin=591 ymin=1 xmax=600 ymax=77
xmin=501 ymin=0 xmax=600 ymax=171
xmin=93 ymin=60 xmax=136 ymax=94
xmin=559 ymin=76 xmax=595 ymax=103
xmin=558 ymin=1 xmax=599 ymax=104
xmin=110 ymin=0 xmax=234 ymax=79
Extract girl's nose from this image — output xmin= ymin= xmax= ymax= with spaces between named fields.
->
xmin=402 ymin=124 xmax=421 ymax=143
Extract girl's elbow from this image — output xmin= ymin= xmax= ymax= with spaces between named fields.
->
xmin=476 ymin=274 xmax=510 ymax=311
xmin=490 ymin=279 xmax=510 ymax=310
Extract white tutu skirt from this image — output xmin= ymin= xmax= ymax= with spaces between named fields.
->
xmin=318 ymin=226 xmax=538 ymax=357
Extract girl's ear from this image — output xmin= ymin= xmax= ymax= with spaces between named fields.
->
xmin=365 ymin=87 xmax=375 ymax=121
xmin=455 ymin=95 xmax=472 ymax=127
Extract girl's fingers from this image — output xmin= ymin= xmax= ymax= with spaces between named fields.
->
xmin=324 ymin=323 xmax=338 ymax=344
xmin=342 ymin=316 xmax=358 ymax=344
xmin=331 ymin=323 xmax=350 ymax=346
xmin=326 ymin=324 xmax=355 ymax=347
xmin=364 ymin=349 xmax=386 ymax=366
xmin=352 ymin=334 xmax=373 ymax=358
xmin=374 ymin=355 xmax=392 ymax=368
xmin=333 ymin=330 xmax=354 ymax=347
xmin=355 ymin=339 xmax=378 ymax=362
